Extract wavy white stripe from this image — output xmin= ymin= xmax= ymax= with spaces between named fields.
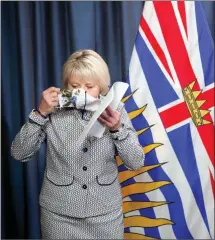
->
xmin=134 ymin=172 xmax=176 ymax=239
xmin=129 ymin=47 xmax=211 ymax=239
xmin=143 ymin=2 xmax=182 ymax=93
xmin=190 ymin=120 xmax=214 ymax=238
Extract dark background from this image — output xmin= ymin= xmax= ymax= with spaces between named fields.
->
xmin=1 ymin=1 xmax=214 ymax=239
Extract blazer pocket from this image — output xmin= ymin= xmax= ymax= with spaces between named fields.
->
xmin=96 ymin=169 xmax=118 ymax=186
xmin=46 ymin=169 xmax=74 ymax=186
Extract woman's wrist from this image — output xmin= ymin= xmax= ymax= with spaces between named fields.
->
xmin=109 ymin=124 xmax=127 ymax=141
xmin=29 ymin=109 xmax=50 ymax=125
xmin=35 ymin=108 xmax=49 ymax=119
xmin=109 ymin=123 xmax=123 ymax=133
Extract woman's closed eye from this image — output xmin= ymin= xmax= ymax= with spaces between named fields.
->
xmin=86 ymin=85 xmax=94 ymax=89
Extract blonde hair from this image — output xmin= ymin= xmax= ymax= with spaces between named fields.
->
xmin=62 ymin=49 xmax=110 ymax=95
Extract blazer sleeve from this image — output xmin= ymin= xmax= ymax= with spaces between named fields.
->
xmin=110 ymin=102 xmax=145 ymax=170
xmin=11 ymin=110 xmax=49 ymax=162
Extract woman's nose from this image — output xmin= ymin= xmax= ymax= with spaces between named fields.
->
xmin=82 ymin=86 xmax=88 ymax=92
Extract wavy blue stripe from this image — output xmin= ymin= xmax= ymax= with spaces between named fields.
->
xmin=195 ymin=2 xmax=214 ymax=86
xmin=125 ymin=75 xmax=193 ymax=239
xmin=168 ymin=124 xmax=210 ymax=233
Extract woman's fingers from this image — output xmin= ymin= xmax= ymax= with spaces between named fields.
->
xmin=98 ymin=116 xmax=106 ymax=123
xmin=100 ymin=113 xmax=116 ymax=125
xmin=101 ymin=108 xmax=116 ymax=121
xmin=51 ymin=96 xmax=59 ymax=102
xmin=39 ymin=87 xmax=60 ymax=115
xmin=46 ymin=87 xmax=61 ymax=94
xmin=100 ymin=112 xmax=110 ymax=121
xmin=99 ymin=106 xmax=121 ymax=130
xmin=105 ymin=106 xmax=115 ymax=118
xmin=98 ymin=117 xmax=113 ymax=128
xmin=50 ymin=92 xmax=58 ymax=98
xmin=105 ymin=106 xmax=120 ymax=119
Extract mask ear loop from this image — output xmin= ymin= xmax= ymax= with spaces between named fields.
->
xmin=81 ymin=91 xmax=87 ymax=120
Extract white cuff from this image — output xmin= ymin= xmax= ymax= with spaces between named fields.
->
xmin=29 ymin=109 xmax=49 ymax=126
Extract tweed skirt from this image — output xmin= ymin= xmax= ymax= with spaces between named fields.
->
xmin=40 ymin=206 xmax=124 ymax=239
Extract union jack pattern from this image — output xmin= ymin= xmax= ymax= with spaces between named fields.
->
xmin=117 ymin=2 xmax=214 ymax=239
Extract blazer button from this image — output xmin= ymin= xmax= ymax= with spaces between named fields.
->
xmin=83 ymin=147 xmax=88 ymax=152
xmin=82 ymin=184 xmax=87 ymax=189
xmin=83 ymin=166 xmax=87 ymax=171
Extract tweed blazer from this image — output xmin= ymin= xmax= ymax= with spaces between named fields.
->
xmin=11 ymin=102 xmax=145 ymax=218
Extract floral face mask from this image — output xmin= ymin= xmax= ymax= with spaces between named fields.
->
xmin=57 ymin=88 xmax=101 ymax=112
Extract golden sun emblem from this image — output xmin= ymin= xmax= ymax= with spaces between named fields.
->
xmin=117 ymin=90 xmax=174 ymax=239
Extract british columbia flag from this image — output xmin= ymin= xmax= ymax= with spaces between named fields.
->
xmin=118 ymin=1 xmax=214 ymax=239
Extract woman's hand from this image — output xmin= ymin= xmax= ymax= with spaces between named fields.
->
xmin=98 ymin=106 xmax=121 ymax=131
xmin=38 ymin=87 xmax=61 ymax=116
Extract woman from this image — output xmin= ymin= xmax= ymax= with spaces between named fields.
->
xmin=11 ymin=49 xmax=145 ymax=239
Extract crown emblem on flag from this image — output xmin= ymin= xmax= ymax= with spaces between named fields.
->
xmin=182 ymin=80 xmax=211 ymax=126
